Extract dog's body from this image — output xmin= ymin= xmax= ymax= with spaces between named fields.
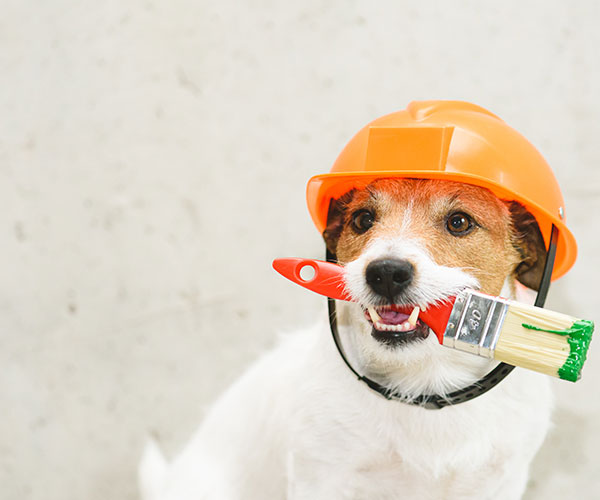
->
xmin=140 ymin=179 xmax=553 ymax=500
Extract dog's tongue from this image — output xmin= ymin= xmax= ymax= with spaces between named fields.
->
xmin=378 ymin=309 xmax=410 ymax=325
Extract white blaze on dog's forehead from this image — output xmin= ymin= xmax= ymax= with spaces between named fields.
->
xmin=408 ymin=307 xmax=420 ymax=326
xmin=400 ymin=198 xmax=415 ymax=232
xmin=369 ymin=190 xmax=415 ymax=235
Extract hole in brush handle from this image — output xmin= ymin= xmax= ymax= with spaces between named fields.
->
xmin=296 ymin=261 xmax=317 ymax=282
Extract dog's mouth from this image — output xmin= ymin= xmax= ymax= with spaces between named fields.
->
xmin=363 ymin=305 xmax=430 ymax=346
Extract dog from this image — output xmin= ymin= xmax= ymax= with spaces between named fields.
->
xmin=139 ymin=178 xmax=552 ymax=500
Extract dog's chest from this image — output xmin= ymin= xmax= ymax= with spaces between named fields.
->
xmin=290 ymin=423 xmax=510 ymax=500
xmin=346 ymin=454 xmax=494 ymax=500
xmin=288 ymin=374 xmax=550 ymax=500
xmin=292 ymin=431 xmax=514 ymax=500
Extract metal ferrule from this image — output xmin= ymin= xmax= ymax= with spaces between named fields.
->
xmin=442 ymin=290 xmax=509 ymax=358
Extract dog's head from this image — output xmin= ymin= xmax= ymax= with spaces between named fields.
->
xmin=323 ymin=178 xmax=547 ymax=395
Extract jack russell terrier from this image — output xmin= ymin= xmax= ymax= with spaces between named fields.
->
xmin=139 ymin=177 xmax=552 ymax=500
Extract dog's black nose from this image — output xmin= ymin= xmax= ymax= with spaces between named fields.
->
xmin=365 ymin=258 xmax=414 ymax=302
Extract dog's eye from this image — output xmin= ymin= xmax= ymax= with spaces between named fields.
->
xmin=446 ymin=212 xmax=474 ymax=236
xmin=351 ymin=209 xmax=375 ymax=233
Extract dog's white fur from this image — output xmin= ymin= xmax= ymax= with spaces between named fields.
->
xmin=139 ymin=190 xmax=552 ymax=500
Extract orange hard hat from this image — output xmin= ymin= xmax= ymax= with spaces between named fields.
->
xmin=306 ymin=100 xmax=577 ymax=279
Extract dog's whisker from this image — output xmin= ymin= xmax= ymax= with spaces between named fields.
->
xmin=318 ymin=276 xmax=346 ymax=286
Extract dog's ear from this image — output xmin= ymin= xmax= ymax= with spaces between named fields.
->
xmin=322 ymin=190 xmax=355 ymax=257
xmin=508 ymin=201 xmax=547 ymax=290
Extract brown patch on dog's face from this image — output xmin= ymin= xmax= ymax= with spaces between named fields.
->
xmin=507 ymin=201 xmax=547 ymax=290
xmin=323 ymin=179 xmax=544 ymax=296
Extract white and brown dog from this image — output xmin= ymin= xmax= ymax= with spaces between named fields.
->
xmin=140 ymin=178 xmax=552 ymax=500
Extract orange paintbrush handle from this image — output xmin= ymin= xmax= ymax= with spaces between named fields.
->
xmin=272 ymin=258 xmax=352 ymax=301
xmin=272 ymin=257 xmax=455 ymax=343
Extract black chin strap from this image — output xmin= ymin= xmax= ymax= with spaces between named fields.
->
xmin=326 ymin=224 xmax=559 ymax=409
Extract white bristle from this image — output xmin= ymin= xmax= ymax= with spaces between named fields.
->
xmin=494 ymin=302 xmax=576 ymax=378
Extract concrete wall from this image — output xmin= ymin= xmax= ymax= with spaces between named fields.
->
xmin=1 ymin=1 xmax=599 ymax=498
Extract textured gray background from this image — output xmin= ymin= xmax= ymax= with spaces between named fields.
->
xmin=1 ymin=1 xmax=599 ymax=499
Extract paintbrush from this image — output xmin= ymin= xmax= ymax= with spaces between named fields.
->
xmin=272 ymin=258 xmax=593 ymax=382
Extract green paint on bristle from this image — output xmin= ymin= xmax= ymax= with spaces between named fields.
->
xmin=522 ymin=319 xmax=594 ymax=382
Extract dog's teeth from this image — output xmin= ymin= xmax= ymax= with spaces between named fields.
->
xmin=374 ymin=317 xmax=421 ymax=333
xmin=368 ymin=307 xmax=381 ymax=323
xmin=408 ymin=306 xmax=420 ymax=326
